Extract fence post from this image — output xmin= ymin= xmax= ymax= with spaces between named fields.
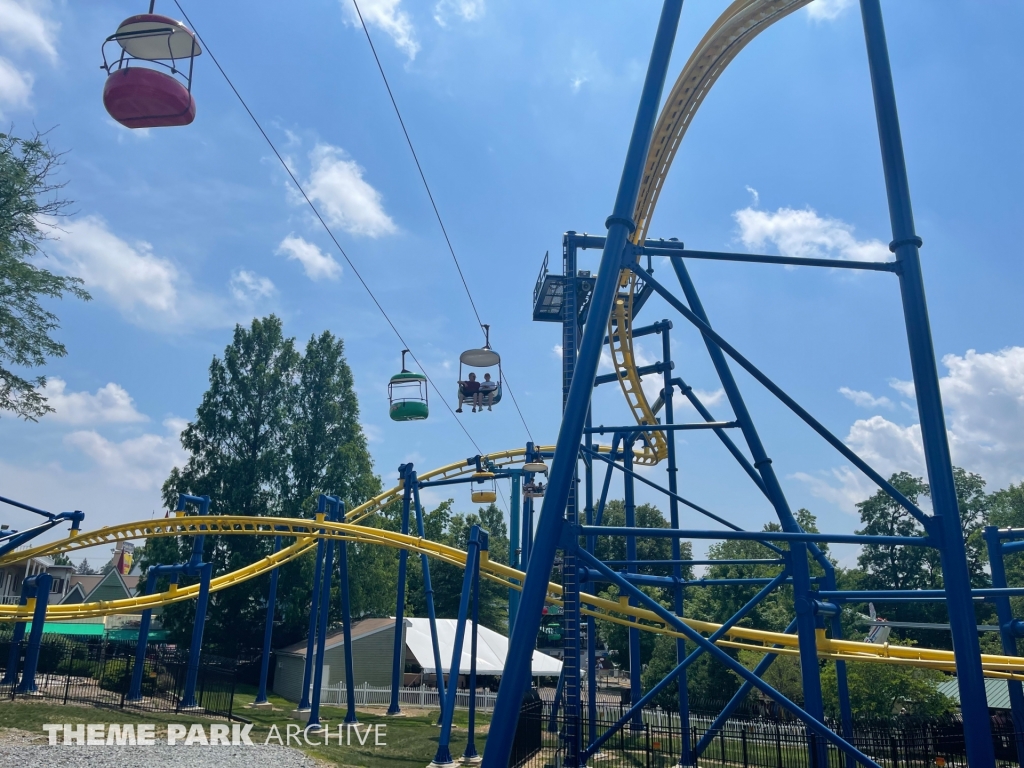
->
xmin=720 ymin=727 xmax=726 ymax=766
xmin=645 ymin=724 xmax=651 ymax=768
xmin=775 ymin=720 xmax=783 ymax=768
xmin=742 ymin=725 xmax=748 ymax=768
xmin=62 ymin=645 xmax=72 ymax=705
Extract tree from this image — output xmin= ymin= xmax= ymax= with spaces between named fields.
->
xmin=75 ymin=558 xmax=95 ymax=575
xmin=51 ymin=552 xmax=72 ymax=566
xmin=820 ymin=656 xmax=954 ymax=718
xmin=854 ymin=469 xmax=992 ymax=648
xmin=986 ymin=482 xmax=1024 ymax=652
xmin=153 ymin=316 xmax=381 ymax=654
xmin=407 ymin=501 xmax=511 ymax=632
xmin=0 ymin=130 xmax=89 ymax=419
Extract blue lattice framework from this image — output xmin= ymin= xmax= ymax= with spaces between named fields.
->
xmin=481 ymin=2 xmax=1002 ymax=767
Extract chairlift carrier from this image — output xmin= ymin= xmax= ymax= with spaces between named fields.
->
xmin=458 ymin=325 xmax=502 ymax=408
xmin=101 ymin=3 xmax=201 ymax=129
xmin=389 ymin=350 xmax=429 ymax=422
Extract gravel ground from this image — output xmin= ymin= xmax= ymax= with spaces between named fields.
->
xmin=0 ymin=729 xmax=323 ymax=768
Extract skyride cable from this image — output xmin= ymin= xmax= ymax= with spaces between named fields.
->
xmin=349 ymin=0 xmax=535 ymax=444
xmin=172 ymin=0 xmax=483 ymax=456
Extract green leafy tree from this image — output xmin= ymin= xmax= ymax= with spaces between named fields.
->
xmin=408 ymin=501 xmax=510 ymax=632
xmin=821 ymin=655 xmax=954 ymax=717
xmin=151 ymin=316 xmax=381 ymax=654
xmin=74 ymin=558 xmax=95 ymax=575
xmin=51 ymin=552 xmax=72 ymax=566
xmin=986 ymin=482 xmax=1024 ymax=652
xmin=0 ymin=130 xmax=89 ymax=420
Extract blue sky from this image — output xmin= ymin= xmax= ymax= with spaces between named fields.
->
xmin=1 ymin=0 xmax=1021 ymax=568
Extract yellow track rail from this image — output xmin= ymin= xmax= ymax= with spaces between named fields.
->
xmin=609 ymin=0 xmax=814 ymax=462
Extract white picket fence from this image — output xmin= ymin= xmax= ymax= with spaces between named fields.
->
xmin=311 ymin=683 xmax=499 ymax=711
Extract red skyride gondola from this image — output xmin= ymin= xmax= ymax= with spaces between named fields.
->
xmin=101 ymin=6 xmax=202 ymax=129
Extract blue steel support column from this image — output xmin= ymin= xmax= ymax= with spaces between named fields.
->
xmin=584 ymin=410 xmax=598 ymax=746
xmin=824 ymin=568 xmax=854 ymax=768
xmin=338 ymin=502 xmax=358 ymax=724
xmin=180 ymin=562 xmax=213 ymax=709
xmin=622 ymin=436 xmax=643 ymax=732
xmin=660 ymin=323 xmax=691 ymax=766
xmin=16 ymin=574 xmax=51 ymax=693
xmin=481 ymin=3 xmax=684 ymax=764
xmin=561 ymin=223 xmax=583 ymax=765
xmin=298 ymin=509 xmax=327 ymax=711
xmin=462 ymin=549 xmax=482 ymax=764
xmin=1 ymin=581 xmax=29 ymax=685
xmin=308 ymin=500 xmax=338 ymax=730
xmin=128 ymin=570 xmax=159 ymax=701
xmin=412 ymin=474 xmax=447 ymax=717
xmin=431 ymin=526 xmax=486 ymax=768
xmin=671 ymin=258 xmax=827 ymax=753
xmin=509 ymin=469 xmax=522 ymax=629
xmin=255 ymin=534 xmax=283 ymax=706
xmin=985 ymin=527 xmax=1024 ymax=762
xmin=387 ymin=463 xmax=414 ymax=716
xmin=859 ymin=2 xmax=992 ymax=763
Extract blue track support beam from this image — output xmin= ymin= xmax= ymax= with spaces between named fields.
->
xmin=337 ymin=502 xmax=358 ymax=724
xmin=255 ymin=533 xmax=283 ymax=706
xmin=15 ymin=573 xmax=51 ymax=693
xmin=547 ymin=670 xmax=565 ymax=732
xmin=298 ymin=514 xmax=327 ymax=711
xmin=622 ymin=438 xmax=643 ymax=731
xmin=462 ymin=558 xmax=481 ymax=764
xmin=481 ymin=3 xmax=684 ymax=763
xmin=412 ymin=474 xmax=447 ymax=718
xmin=670 ymin=256 xmax=827 ymax=763
xmin=585 ymin=570 xmax=789 ymax=759
xmin=128 ymin=570 xmax=160 ymax=701
xmin=859 ymin=1 xmax=993 ymax=762
xmin=509 ymin=469 xmax=522 ymax=628
xmin=308 ymin=499 xmax=338 ymax=730
xmin=584 ymin=411 xmax=598 ymax=747
xmin=641 ymin=261 xmax=928 ymax=524
xmin=180 ymin=562 xmax=212 ymax=709
xmin=431 ymin=526 xmax=485 ymax=768
xmin=582 ymin=525 xmax=929 ymax=548
xmin=579 ymin=549 xmax=882 ymax=768
xmin=694 ymin=618 xmax=798 ymax=758
xmin=2 ymin=583 xmax=28 ymax=685
xmin=388 ymin=464 xmax=414 ymax=716
xmin=984 ymin=527 xmax=1024 ymax=761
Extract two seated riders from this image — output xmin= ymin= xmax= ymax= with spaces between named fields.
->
xmin=456 ymin=372 xmax=497 ymax=413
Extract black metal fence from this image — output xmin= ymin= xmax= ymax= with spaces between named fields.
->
xmin=512 ymin=704 xmax=1022 ymax=768
xmin=0 ymin=634 xmax=239 ymax=719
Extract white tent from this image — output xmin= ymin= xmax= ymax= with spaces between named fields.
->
xmin=404 ymin=618 xmax=562 ymax=677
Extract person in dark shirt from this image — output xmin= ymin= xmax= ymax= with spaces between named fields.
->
xmin=457 ymin=372 xmax=480 ymax=413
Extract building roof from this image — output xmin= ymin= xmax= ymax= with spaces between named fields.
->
xmin=278 ymin=617 xmax=396 ymax=656
xmin=405 ymin=618 xmax=562 ymax=677
xmin=937 ymin=678 xmax=1012 ymax=709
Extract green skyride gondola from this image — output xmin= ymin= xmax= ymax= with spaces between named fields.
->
xmin=389 ymin=350 xmax=429 ymax=421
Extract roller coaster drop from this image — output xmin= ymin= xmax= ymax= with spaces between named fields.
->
xmin=1 ymin=1 xmax=1020 ymax=766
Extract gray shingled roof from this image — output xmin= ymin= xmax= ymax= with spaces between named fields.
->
xmin=937 ymin=678 xmax=1012 ymax=710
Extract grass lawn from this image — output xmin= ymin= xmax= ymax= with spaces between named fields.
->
xmin=0 ymin=688 xmax=493 ymax=768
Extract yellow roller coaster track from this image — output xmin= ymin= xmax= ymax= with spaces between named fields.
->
xmin=609 ymin=0 xmax=813 ymax=464
xmin=3 ymin=447 xmax=1024 ymax=680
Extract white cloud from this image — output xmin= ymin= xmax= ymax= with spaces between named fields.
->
xmin=434 ymin=0 xmax=484 ymax=26
xmin=889 ymin=378 xmax=916 ymax=399
xmin=745 ymin=185 xmax=759 ymax=206
xmin=65 ymin=418 xmax=187 ymax=492
xmin=839 ymin=387 xmax=893 ymax=410
xmin=806 ymin=0 xmax=855 ymax=22
xmin=570 ymin=75 xmax=588 ymax=93
xmin=39 ymin=378 xmax=147 ymax=425
xmin=734 ymin=206 xmax=890 ymax=263
xmin=303 ymin=144 xmax=397 ymax=238
xmin=0 ymin=57 xmax=33 ymax=114
xmin=43 ymin=215 xmax=230 ymax=329
xmin=229 ymin=269 xmax=276 ymax=301
xmin=277 ymin=234 xmax=343 ymax=281
xmin=552 ymin=344 xmax=563 ymax=359
xmin=0 ymin=0 xmax=58 ymax=60
xmin=362 ymin=423 xmax=384 ymax=444
xmin=343 ymin=0 xmax=419 ymax=59
xmin=798 ymin=347 xmax=1024 ymax=512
